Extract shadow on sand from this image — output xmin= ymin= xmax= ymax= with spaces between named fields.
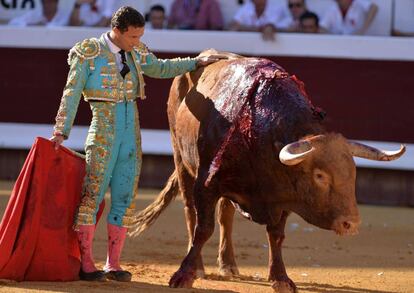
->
xmin=296 ymin=282 xmax=394 ymax=293
xmin=203 ymin=274 xmax=395 ymax=293
xmin=0 ymin=279 xmax=236 ymax=293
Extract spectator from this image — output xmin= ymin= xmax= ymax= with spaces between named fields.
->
xmin=69 ymin=0 xmax=116 ymax=27
xmin=275 ymin=0 xmax=308 ymax=32
xmin=320 ymin=0 xmax=378 ymax=35
xmin=8 ymin=0 xmax=71 ymax=26
xmin=299 ymin=11 xmax=321 ymax=33
xmin=168 ymin=0 xmax=223 ymax=30
xmin=146 ymin=4 xmax=166 ymax=29
xmin=229 ymin=0 xmax=278 ymax=40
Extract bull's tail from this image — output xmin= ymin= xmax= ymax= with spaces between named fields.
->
xmin=129 ymin=170 xmax=179 ymax=237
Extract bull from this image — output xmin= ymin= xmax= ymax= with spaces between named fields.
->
xmin=130 ymin=51 xmax=405 ymax=292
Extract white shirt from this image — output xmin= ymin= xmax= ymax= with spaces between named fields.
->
xmin=273 ymin=4 xmax=296 ymax=30
xmin=8 ymin=7 xmax=71 ymax=27
xmin=320 ymin=0 xmax=374 ymax=34
xmin=78 ymin=0 xmax=116 ymax=26
xmin=232 ymin=1 xmax=278 ymax=28
xmin=103 ymin=32 xmax=123 ymax=71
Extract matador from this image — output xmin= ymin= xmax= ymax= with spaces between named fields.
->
xmin=51 ymin=6 xmax=220 ymax=282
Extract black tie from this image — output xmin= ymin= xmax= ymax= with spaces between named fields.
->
xmin=119 ymin=49 xmax=130 ymax=78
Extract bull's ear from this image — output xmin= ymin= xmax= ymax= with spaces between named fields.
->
xmin=347 ymin=142 xmax=406 ymax=161
xmin=278 ymin=140 xmax=315 ymax=166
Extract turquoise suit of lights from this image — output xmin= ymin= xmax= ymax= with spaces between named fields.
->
xmin=54 ymin=33 xmax=197 ymax=228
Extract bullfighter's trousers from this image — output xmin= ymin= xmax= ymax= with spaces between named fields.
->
xmin=75 ymin=100 xmax=142 ymax=228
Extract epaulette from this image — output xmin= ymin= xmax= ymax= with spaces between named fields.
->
xmin=67 ymin=38 xmax=100 ymax=65
xmin=134 ymin=42 xmax=151 ymax=55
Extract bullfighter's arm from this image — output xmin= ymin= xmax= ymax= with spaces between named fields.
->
xmin=53 ymin=49 xmax=89 ymax=139
xmin=133 ymin=43 xmax=197 ymax=79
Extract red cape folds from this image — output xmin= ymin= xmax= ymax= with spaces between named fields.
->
xmin=0 ymin=137 xmax=104 ymax=281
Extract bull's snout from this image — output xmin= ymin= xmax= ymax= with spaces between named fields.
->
xmin=332 ymin=216 xmax=361 ymax=236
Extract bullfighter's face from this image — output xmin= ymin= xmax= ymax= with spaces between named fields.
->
xmin=113 ymin=25 xmax=145 ymax=52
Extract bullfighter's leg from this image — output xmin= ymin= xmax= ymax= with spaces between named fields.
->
xmin=76 ymin=102 xmax=118 ymax=227
xmin=217 ymin=198 xmax=239 ymax=277
xmin=75 ymin=102 xmax=118 ymax=281
xmin=169 ymin=179 xmax=219 ymax=288
xmin=103 ymin=102 xmax=141 ymax=282
xmin=266 ymin=211 xmax=297 ymax=293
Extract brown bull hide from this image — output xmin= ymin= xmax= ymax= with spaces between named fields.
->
xmin=131 ymin=50 xmax=405 ymax=292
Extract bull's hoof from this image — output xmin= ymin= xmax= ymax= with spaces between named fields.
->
xmin=271 ymin=279 xmax=297 ymax=293
xmin=169 ymin=270 xmax=196 ymax=288
xmin=218 ymin=264 xmax=240 ymax=278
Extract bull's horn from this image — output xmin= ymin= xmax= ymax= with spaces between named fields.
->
xmin=348 ymin=141 xmax=406 ymax=161
xmin=279 ymin=141 xmax=315 ymax=166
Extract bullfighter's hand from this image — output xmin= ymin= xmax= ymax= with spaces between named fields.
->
xmin=50 ymin=134 xmax=64 ymax=150
xmin=196 ymin=55 xmax=228 ymax=67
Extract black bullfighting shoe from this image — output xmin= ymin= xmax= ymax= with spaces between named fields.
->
xmin=79 ymin=269 xmax=106 ymax=281
xmin=104 ymin=270 xmax=132 ymax=282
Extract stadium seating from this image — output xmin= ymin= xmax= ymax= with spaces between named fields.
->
xmin=366 ymin=0 xmax=393 ymax=35
xmin=0 ymin=0 xmax=412 ymax=36
xmin=394 ymin=0 xmax=414 ymax=32
xmin=132 ymin=0 xmax=393 ymax=35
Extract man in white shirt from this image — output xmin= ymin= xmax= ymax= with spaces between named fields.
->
xmin=69 ymin=0 xmax=116 ymax=27
xmin=274 ymin=0 xmax=308 ymax=32
xmin=320 ymin=0 xmax=378 ymax=35
xmin=229 ymin=0 xmax=278 ymax=40
xmin=8 ymin=0 xmax=71 ymax=27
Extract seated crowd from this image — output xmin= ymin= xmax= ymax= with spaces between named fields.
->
xmin=6 ymin=0 xmax=413 ymax=37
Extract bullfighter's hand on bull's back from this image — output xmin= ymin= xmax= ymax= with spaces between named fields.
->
xmin=51 ymin=6 xmax=207 ymax=283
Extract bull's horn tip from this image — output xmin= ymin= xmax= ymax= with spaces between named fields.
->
xmin=383 ymin=144 xmax=406 ymax=160
xmin=397 ymin=144 xmax=406 ymax=154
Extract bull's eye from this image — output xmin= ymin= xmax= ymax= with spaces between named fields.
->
xmin=313 ymin=168 xmax=330 ymax=189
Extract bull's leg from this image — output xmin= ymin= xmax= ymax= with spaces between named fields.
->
xmin=169 ymin=182 xmax=218 ymax=288
xmin=267 ymin=211 xmax=297 ymax=293
xmin=178 ymin=167 xmax=205 ymax=278
xmin=217 ymin=198 xmax=239 ymax=277
xmin=183 ymin=199 xmax=206 ymax=279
